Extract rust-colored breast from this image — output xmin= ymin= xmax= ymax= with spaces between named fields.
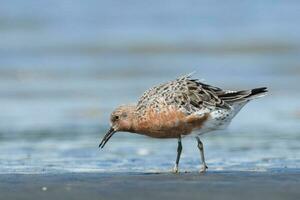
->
xmin=132 ymin=107 xmax=209 ymax=138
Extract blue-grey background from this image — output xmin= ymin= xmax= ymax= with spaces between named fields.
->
xmin=0 ymin=0 xmax=300 ymax=173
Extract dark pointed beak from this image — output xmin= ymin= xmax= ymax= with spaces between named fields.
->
xmin=99 ymin=127 xmax=116 ymax=148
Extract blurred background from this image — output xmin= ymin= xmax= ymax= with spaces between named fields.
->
xmin=0 ymin=0 xmax=300 ymax=173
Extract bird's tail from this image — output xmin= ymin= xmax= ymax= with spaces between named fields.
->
xmin=219 ymin=87 xmax=268 ymax=104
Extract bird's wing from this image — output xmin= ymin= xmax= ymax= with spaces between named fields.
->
xmin=136 ymin=74 xmax=230 ymax=115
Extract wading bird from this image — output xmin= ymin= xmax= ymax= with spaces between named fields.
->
xmin=99 ymin=74 xmax=267 ymax=173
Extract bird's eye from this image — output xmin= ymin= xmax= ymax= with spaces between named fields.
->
xmin=114 ymin=115 xmax=119 ymax=121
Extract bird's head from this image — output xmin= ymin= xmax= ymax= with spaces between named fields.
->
xmin=99 ymin=105 xmax=136 ymax=148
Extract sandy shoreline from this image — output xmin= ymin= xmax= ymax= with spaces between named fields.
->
xmin=1 ymin=170 xmax=300 ymax=200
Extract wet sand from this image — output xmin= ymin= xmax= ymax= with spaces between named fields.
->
xmin=1 ymin=170 xmax=300 ymax=200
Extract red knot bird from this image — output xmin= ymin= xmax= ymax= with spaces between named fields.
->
xmin=99 ymin=74 xmax=268 ymax=173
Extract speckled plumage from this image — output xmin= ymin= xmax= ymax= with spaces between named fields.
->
xmin=137 ymin=74 xmax=228 ymax=116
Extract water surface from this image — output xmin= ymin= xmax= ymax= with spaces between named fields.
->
xmin=0 ymin=0 xmax=300 ymax=173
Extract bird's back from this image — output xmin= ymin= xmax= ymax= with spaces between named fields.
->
xmin=136 ymin=74 xmax=227 ymax=115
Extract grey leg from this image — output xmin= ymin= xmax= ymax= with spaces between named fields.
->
xmin=196 ymin=136 xmax=208 ymax=173
xmin=173 ymin=136 xmax=182 ymax=173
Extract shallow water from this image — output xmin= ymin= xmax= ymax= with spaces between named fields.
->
xmin=0 ymin=0 xmax=300 ymax=173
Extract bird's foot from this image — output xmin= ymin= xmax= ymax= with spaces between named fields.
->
xmin=172 ymin=165 xmax=179 ymax=174
xmin=199 ymin=164 xmax=208 ymax=174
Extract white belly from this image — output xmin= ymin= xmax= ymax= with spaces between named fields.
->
xmin=191 ymin=102 xmax=247 ymax=136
